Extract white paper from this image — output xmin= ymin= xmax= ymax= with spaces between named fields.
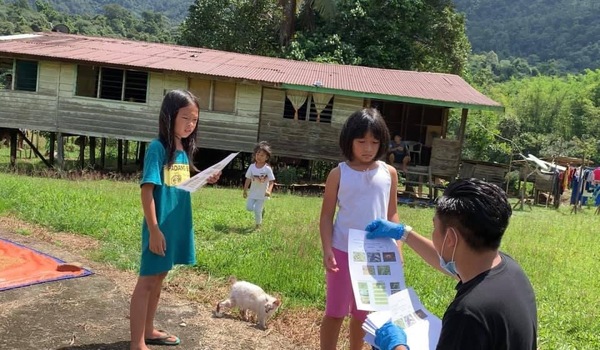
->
xmin=348 ymin=229 xmax=406 ymax=311
xmin=362 ymin=287 xmax=442 ymax=350
xmin=176 ymin=152 xmax=239 ymax=192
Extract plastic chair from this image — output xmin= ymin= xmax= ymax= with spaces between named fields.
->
xmin=407 ymin=142 xmax=422 ymax=165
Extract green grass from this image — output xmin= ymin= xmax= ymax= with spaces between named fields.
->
xmin=0 ymin=172 xmax=599 ymax=349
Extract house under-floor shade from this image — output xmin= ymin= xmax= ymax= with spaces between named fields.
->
xmin=0 ymin=32 xmax=502 ymax=182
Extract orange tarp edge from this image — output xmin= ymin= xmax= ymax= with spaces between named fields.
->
xmin=0 ymin=238 xmax=92 ymax=291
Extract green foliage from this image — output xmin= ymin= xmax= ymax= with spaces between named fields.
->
xmin=276 ymin=166 xmax=299 ymax=186
xmin=462 ymin=69 xmax=600 ymax=164
xmin=24 ymin=0 xmax=195 ymax=24
xmin=178 ymin=0 xmax=282 ymax=56
xmin=454 ymin=0 xmax=600 ymax=72
xmin=1 ymin=172 xmax=600 ymax=348
xmin=178 ymin=0 xmax=470 ymax=74
xmin=295 ymin=0 xmax=471 ymax=74
xmin=1 ymin=1 xmax=175 ymax=42
xmin=466 ymin=52 xmax=541 ymax=85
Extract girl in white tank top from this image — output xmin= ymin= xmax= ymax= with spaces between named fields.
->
xmin=319 ymin=108 xmax=403 ymax=350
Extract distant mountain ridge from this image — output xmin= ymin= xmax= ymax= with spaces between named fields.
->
xmin=453 ymin=0 xmax=600 ymax=71
xmin=29 ymin=0 xmax=195 ymax=23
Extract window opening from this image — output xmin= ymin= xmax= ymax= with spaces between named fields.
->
xmin=124 ymin=70 xmax=148 ymax=103
xmin=14 ymin=59 xmax=37 ymax=92
xmin=0 ymin=58 xmax=12 ymax=90
xmin=99 ymin=67 xmax=124 ymax=101
xmin=75 ymin=65 xmax=99 ymax=97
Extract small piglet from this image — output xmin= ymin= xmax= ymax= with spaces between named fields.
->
xmin=215 ymin=277 xmax=281 ymax=329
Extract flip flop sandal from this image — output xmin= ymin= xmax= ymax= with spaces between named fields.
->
xmin=145 ymin=331 xmax=180 ymax=346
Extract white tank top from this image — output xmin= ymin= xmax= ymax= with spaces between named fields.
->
xmin=332 ymin=161 xmax=392 ymax=252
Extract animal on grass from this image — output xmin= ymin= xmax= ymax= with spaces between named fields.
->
xmin=214 ymin=277 xmax=281 ymax=329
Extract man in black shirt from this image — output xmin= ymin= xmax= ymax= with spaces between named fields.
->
xmin=365 ymin=178 xmax=537 ymax=350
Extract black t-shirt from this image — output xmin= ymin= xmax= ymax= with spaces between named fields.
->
xmin=436 ymin=252 xmax=537 ymax=350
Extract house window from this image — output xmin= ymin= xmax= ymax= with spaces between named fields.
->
xmin=100 ymin=68 xmax=124 ymax=101
xmin=14 ymin=59 xmax=38 ymax=92
xmin=283 ymin=95 xmax=307 ymax=120
xmin=188 ymin=78 xmax=211 ymax=110
xmin=309 ymin=95 xmax=334 ymax=123
xmin=76 ymin=65 xmax=148 ymax=103
xmin=124 ymin=70 xmax=148 ymax=103
xmin=213 ymin=81 xmax=236 ymax=113
xmin=0 ymin=57 xmax=12 ymax=90
xmin=75 ymin=65 xmax=99 ymax=97
xmin=188 ymin=78 xmax=236 ymax=112
xmin=283 ymin=92 xmax=333 ymax=123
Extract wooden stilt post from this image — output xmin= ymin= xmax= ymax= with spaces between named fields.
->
xmin=56 ymin=132 xmax=64 ymax=170
xmin=117 ymin=139 xmax=123 ymax=172
xmin=124 ymin=140 xmax=129 ymax=165
xmin=135 ymin=141 xmax=140 ymax=164
xmin=100 ymin=138 xmax=106 ymax=169
xmin=17 ymin=130 xmax=51 ymax=168
xmin=9 ymin=129 xmax=17 ymax=168
xmin=138 ymin=142 xmax=146 ymax=170
xmin=78 ymin=136 xmax=85 ymax=169
xmin=49 ymin=132 xmax=56 ymax=165
xmin=89 ymin=137 xmax=96 ymax=168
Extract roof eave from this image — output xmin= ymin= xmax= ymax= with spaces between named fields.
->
xmin=281 ymin=83 xmax=505 ymax=112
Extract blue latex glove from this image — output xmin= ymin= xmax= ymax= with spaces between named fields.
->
xmin=365 ymin=218 xmax=406 ymax=240
xmin=375 ymin=321 xmax=409 ymax=350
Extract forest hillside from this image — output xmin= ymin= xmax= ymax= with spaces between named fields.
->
xmin=453 ymin=0 xmax=600 ymax=72
xmin=28 ymin=0 xmax=194 ymax=23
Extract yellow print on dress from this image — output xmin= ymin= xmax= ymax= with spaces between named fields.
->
xmin=163 ymin=164 xmax=190 ymax=186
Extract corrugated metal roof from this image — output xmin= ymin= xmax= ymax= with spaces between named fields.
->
xmin=0 ymin=32 xmax=502 ymax=111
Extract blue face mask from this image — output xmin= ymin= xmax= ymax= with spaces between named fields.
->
xmin=437 ymin=229 xmax=458 ymax=276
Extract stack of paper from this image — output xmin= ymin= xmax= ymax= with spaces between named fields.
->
xmin=362 ymin=287 xmax=442 ymax=350
xmin=347 ymin=229 xmax=406 ymax=312
xmin=177 ymin=152 xmax=239 ymax=192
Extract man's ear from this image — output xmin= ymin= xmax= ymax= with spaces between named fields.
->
xmin=447 ymin=227 xmax=460 ymax=247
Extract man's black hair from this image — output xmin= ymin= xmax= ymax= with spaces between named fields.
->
xmin=436 ymin=178 xmax=512 ymax=251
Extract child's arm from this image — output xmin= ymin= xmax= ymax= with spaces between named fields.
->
xmin=266 ymin=180 xmax=274 ymax=197
xmin=141 ymin=183 xmax=165 ymax=256
xmin=266 ymin=166 xmax=276 ymax=197
xmin=243 ymin=178 xmax=251 ymax=198
xmin=386 ymin=165 xmax=404 ymax=263
xmin=320 ymin=167 xmax=340 ymax=272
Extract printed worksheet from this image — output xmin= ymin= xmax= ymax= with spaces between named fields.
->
xmin=177 ymin=152 xmax=239 ymax=192
xmin=348 ymin=229 xmax=406 ymax=311
xmin=362 ymin=287 xmax=442 ymax=350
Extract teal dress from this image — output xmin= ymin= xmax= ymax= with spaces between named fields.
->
xmin=139 ymin=139 xmax=195 ymax=276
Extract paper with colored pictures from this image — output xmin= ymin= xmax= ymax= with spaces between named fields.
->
xmin=348 ymin=229 xmax=406 ymax=311
xmin=176 ymin=152 xmax=239 ymax=192
xmin=362 ymin=287 xmax=442 ymax=350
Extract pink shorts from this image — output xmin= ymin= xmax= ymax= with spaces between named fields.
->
xmin=325 ymin=248 xmax=368 ymax=321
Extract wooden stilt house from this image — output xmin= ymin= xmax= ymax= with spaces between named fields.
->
xmin=0 ymin=32 xmax=503 ymax=178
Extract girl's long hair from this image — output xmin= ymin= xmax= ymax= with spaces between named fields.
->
xmin=158 ymin=89 xmax=200 ymax=171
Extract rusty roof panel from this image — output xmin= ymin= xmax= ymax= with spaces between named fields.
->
xmin=0 ymin=32 xmax=502 ymax=109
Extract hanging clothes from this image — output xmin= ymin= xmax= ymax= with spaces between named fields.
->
xmin=594 ymin=184 xmax=600 ymax=207
xmin=570 ymin=168 xmax=583 ymax=205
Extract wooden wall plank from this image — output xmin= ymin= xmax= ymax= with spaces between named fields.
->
xmin=0 ymin=91 xmax=57 ymax=130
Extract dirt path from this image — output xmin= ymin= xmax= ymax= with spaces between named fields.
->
xmin=0 ymin=217 xmax=321 ymax=350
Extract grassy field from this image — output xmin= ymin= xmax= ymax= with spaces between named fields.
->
xmin=0 ymin=171 xmax=599 ymax=349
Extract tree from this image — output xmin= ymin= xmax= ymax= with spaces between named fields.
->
xmin=279 ymin=0 xmax=336 ymax=46
xmin=324 ymin=0 xmax=470 ymax=74
xmin=179 ymin=0 xmax=282 ymax=55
